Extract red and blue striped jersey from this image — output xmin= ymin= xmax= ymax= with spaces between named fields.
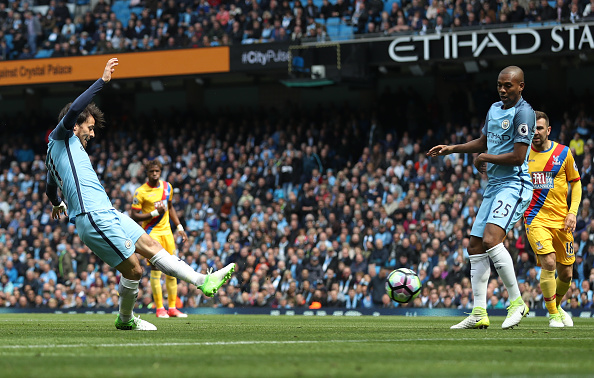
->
xmin=524 ymin=142 xmax=580 ymax=227
xmin=131 ymin=180 xmax=173 ymax=235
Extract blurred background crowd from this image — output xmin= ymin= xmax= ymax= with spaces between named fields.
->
xmin=0 ymin=0 xmax=593 ymax=60
xmin=1 ymin=82 xmax=594 ymax=312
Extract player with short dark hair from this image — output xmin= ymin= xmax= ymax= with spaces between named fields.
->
xmin=429 ymin=66 xmax=535 ymax=329
xmin=131 ymin=159 xmax=189 ymax=318
xmin=45 ymin=58 xmax=235 ymax=331
xmin=524 ymin=110 xmax=581 ymax=327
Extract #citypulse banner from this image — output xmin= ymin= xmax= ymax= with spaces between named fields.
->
xmin=229 ymin=42 xmax=291 ymax=71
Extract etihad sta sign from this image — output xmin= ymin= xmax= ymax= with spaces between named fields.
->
xmin=387 ymin=22 xmax=594 ymax=63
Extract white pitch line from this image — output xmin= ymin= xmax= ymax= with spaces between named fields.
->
xmin=0 ymin=337 xmax=591 ymax=350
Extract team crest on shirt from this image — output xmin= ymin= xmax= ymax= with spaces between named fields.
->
xmin=532 ymin=171 xmax=554 ymax=189
xmin=501 ymin=119 xmax=510 ymax=130
xmin=125 ymin=240 xmax=132 ymax=249
xmin=552 ymin=155 xmax=561 ymax=166
xmin=536 ymin=241 xmax=543 ymax=250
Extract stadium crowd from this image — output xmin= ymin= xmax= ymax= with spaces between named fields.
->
xmin=0 ymin=0 xmax=593 ymax=60
xmin=0 ymin=84 xmax=594 ymax=312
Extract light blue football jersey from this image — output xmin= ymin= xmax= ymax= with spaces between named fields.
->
xmin=46 ymin=121 xmax=113 ymax=223
xmin=481 ymin=97 xmax=536 ymax=185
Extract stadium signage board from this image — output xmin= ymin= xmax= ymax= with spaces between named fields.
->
xmin=0 ymin=47 xmax=230 ymax=86
xmin=377 ymin=22 xmax=594 ymax=63
xmin=229 ymin=43 xmax=291 ymax=71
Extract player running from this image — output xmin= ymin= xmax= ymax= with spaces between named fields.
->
xmin=428 ymin=66 xmax=535 ymax=329
xmin=45 ymin=58 xmax=235 ymax=331
xmin=524 ymin=111 xmax=581 ymax=328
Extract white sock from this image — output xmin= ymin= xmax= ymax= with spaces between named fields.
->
xmin=119 ymin=277 xmax=139 ymax=323
xmin=469 ymin=253 xmax=490 ymax=309
xmin=487 ymin=243 xmax=521 ymax=301
xmin=149 ymin=249 xmax=205 ymax=287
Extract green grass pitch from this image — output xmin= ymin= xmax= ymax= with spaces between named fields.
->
xmin=1 ymin=314 xmax=593 ymax=377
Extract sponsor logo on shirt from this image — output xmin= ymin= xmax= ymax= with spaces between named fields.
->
xmin=532 ymin=171 xmax=554 ymax=189
xmin=487 ymin=132 xmax=511 ymax=144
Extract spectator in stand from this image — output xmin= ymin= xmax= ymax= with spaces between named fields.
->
xmin=2 ymin=75 xmax=594 ymax=314
xmin=585 ymin=0 xmax=594 ymax=17
xmin=553 ymin=0 xmax=570 ymax=21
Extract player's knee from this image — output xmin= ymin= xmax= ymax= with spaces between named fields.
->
xmin=467 ymin=238 xmax=485 ymax=255
xmin=146 ymin=235 xmax=162 ymax=251
xmin=467 ymin=244 xmax=482 ymax=255
xmin=129 ymin=266 xmax=143 ymax=280
xmin=122 ymin=265 xmax=143 ymax=281
xmin=558 ymin=268 xmax=572 ymax=282
xmin=136 ymin=233 xmax=163 ymax=257
xmin=539 ymin=253 xmax=557 ymax=271
xmin=482 ymin=236 xmax=499 ymax=251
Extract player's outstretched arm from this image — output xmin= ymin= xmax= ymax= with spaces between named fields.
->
xmin=427 ymin=135 xmax=487 ymax=157
xmin=61 ymin=58 xmax=119 ymax=130
xmin=427 ymin=144 xmax=452 ymax=157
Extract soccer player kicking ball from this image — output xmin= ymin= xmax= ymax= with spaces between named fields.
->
xmin=428 ymin=66 xmax=535 ymax=329
xmin=524 ymin=111 xmax=580 ymax=328
xmin=131 ymin=160 xmax=188 ymax=318
xmin=46 ymin=58 xmax=235 ymax=331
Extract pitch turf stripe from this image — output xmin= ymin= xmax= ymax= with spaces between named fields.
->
xmin=0 ymin=338 xmax=591 ymax=349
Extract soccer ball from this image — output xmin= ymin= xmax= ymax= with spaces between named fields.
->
xmin=385 ymin=268 xmax=422 ymax=303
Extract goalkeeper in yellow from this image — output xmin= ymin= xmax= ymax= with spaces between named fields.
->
xmin=524 ymin=111 xmax=581 ymax=328
xmin=131 ymin=160 xmax=188 ymax=318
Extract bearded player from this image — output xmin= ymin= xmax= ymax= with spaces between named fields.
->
xmin=524 ymin=111 xmax=581 ymax=327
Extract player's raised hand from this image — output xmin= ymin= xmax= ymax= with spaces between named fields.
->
xmin=427 ymin=145 xmax=451 ymax=157
xmin=102 ymin=58 xmax=118 ymax=83
xmin=564 ymin=213 xmax=576 ymax=233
